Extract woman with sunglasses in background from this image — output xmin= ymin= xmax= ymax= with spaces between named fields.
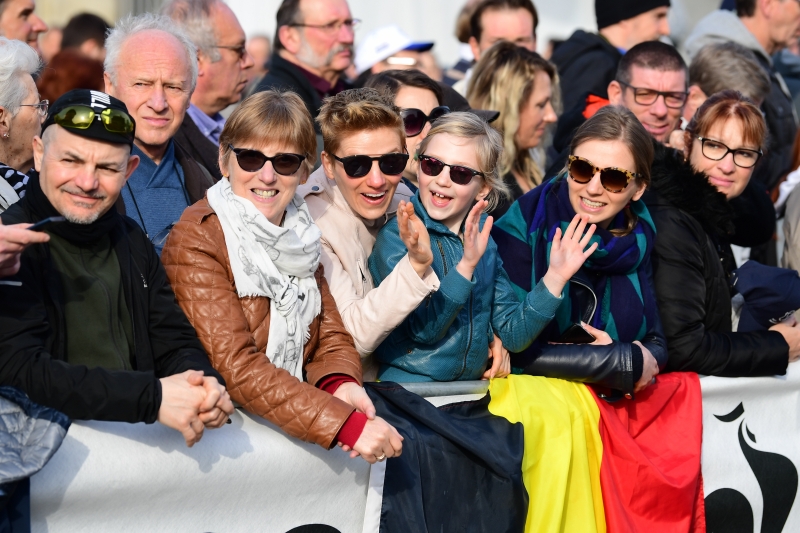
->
xmin=467 ymin=41 xmax=558 ymax=218
xmin=0 ymin=38 xmax=46 ymax=213
xmin=368 ymin=111 xmax=595 ymax=383
xmin=298 ymin=87 xmax=442 ymax=380
xmin=364 ymin=69 xmax=450 ymax=192
xmin=162 ymin=91 xmax=403 ymax=463
xmin=644 ymin=90 xmax=800 ymax=376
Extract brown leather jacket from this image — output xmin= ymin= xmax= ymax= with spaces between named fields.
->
xmin=162 ymin=198 xmax=362 ymax=449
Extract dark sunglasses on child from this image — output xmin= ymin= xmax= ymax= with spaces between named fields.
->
xmin=229 ymin=145 xmax=306 ymax=175
xmin=418 ymin=154 xmax=484 ymax=185
xmin=567 ymin=155 xmax=640 ymax=193
xmin=401 ymin=106 xmax=450 ymax=137
xmin=333 ymin=152 xmax=409 ymax=178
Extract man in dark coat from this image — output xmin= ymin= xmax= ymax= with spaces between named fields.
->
xmin=0 ymin=89 xmax=233 ymax=447
xmin=254 ymin=0 xmax=355 ymax=154
xmin=551 ymin=0 xmax=671 ymax=118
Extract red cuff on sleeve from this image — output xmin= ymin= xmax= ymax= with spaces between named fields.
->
xmin=318 ymin=374 xmax=359 ymax=394
xmin=336 ymin=411 xmax=368 ymax=448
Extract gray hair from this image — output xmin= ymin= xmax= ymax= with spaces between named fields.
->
xmin=162 ymin=0 xmax=221 ymax=62
xmin=689 ymin=42 xmax=771 ymax=104
xmin=104 ymin=12 xmax=198 ymax=90
xmin=0 ymin=38 xmax=42 ymax=115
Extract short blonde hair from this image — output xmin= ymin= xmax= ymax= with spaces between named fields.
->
xmin=219 ymin=90 xmax=317 ymax=175
xmin=317 ymin=87 xmax=405 ymax=157
xmin=467 ymin=41 xmax=557 ymax=188
xmin=417 ymin=112 xmax=510 ymax=212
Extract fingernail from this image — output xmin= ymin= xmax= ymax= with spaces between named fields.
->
xmin=226 ymin=417 xmax=232 ymax=424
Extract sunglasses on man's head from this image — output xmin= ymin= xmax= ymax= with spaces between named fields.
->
xmin=332 ymin=153 xmax=409 ymax=178
xmin=567 ymin=155 xmax=640 ymax=193
xmin=401 ymin=106 xmax=450 ymax=137
xmin=418 ymin=154 xmax=484 ymax=185
xmin=53 ymin=105 xmax=134 ymax=134
xmin=229 ymin=145 xmax=306 ymax=175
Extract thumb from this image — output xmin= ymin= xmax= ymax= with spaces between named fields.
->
xmin=185 ymin=370 xmax=205 ymax=386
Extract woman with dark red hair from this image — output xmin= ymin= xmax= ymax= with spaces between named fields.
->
xmin=644 ymin=89 xmax=800 ymax=376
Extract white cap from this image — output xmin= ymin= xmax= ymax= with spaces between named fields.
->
xmin=355 ymin=25 xmax=434 ymax=75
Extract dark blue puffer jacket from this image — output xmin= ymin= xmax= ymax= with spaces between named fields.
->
xmin=368 ymin=193 xmax=562 ymax=382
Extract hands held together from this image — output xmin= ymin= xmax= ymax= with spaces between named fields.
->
xmin=158 ymin=370 xmax=234 ymax=447
xmin=334 ymin=382 xmax=403 ymax=464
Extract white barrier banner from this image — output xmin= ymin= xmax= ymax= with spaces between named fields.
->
xmin=31 ymin=409 xmax=373 ymax=533
xmin=701 ymin=365 xmax=800 ymax=532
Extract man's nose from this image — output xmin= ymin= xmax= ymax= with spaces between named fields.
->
xmin=148 ymin=86 xmax=168 ymax=112
xmin=650 ymin=95 xmax=668 ymax=117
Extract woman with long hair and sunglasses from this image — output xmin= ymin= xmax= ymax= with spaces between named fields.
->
xmin=491 ymin=106 xmax=704 ymax=532
xmin=364 ymin=69 xmax=450 ymax=192
xmin=644 ymin=90 xmax=800 ymax=376
xmin=162 ymin=91 xmax=403 ymax=463
xmin=467 ymin=41 xmax=558 ymax=217
xmin=298 ymin=87 xmax=447 ymax=379
xmin=369 ymin=112 xmax=595 ymax=382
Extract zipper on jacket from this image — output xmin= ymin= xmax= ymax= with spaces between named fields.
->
xmin=436 ymin=241 xmax=448 ymax=275
xmin=570 ymin=278 xmax=597 ymax=324
xmin=357 ymin=259 xmax=367 ymax=295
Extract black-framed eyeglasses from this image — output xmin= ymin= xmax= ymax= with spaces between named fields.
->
xmin=617 ymin=80 xmax=688 ymax=109
xmin=567 ymin=155 xmax=639 ymax=193
xmin=696 ymin=136 xmax=762 ymax=169
xmin=229 ymin=145 xmax=306 ymax=175
xmin=418 ymin=154 xmax=484 ymax=185
xmin=332 ymin=152 xmax=408 ymax=178
xmin=401 ymin=106 xmax=450 ymax=137
xmin=214 ymin=44 xmax=247 ymax=61
xmin=20 ymin=99 xmax=48 ymax=118
xmin=289 ymin=18 xmax=360 ymax=33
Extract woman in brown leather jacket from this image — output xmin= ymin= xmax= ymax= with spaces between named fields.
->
xmin=162 ymin=91 xmax=402 ymax=463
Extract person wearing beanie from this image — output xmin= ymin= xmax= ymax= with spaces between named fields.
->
xmin=551 ymin=0 xmax=670 ymax=118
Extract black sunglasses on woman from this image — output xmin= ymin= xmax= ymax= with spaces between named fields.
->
xmin=401 ymin=106 xmax=450 ymax=137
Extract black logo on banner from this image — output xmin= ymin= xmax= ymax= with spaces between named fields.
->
xmin=705 ymin=402 xmax=798 ymax=532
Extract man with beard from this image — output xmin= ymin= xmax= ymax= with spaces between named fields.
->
xmin=0 ymin=89 xmax=233 ymax=447
xmin=254 ymin=0 xmax=355 ymax=153
xmin=163 ymin=0 xmax=255 ymax=180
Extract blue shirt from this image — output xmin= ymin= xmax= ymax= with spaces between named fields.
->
xmin=186 ymin=103 xmax=226 ymax=145
xmin=121 ymin=141 xmax=189 ymax=255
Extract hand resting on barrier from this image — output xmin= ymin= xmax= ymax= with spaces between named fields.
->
xmin=334 ymin=382 xmax=403 ymax=463
xmin=484 ymin=333 xmax=510 ymax=379
xmin=158 ymin=370 xmax=233 ymax=447
xmin=770 ymin=322 xmax=800 ymax=363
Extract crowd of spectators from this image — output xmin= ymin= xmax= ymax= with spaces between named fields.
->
xmin=3 ymin=0 xmax=800 ymax=529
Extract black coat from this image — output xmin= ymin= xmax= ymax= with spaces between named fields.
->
xmin=173 ymin=112 xmax=223 ymax=182
xmin=0 ymin=199 xmax=223 ymax=424
xmin=644 ymin=142 xmax=788 ymax=377
xmin=550 ymin=31 xmax=621 ymax=127
xmin=254 ymin=53 xmax=324 ymax=130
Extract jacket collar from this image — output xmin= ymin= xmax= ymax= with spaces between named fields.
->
xmin=647 ymin=140 xmax=735 ymax=238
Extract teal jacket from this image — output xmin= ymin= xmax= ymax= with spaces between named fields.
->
xmin=368 ymin=194 xmax=563 ymax=382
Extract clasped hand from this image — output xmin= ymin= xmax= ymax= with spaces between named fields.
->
xmin=334 ymin=382 xmax=403 ymax=464
xmin=157 ymin=370 xmax=234 ymax=447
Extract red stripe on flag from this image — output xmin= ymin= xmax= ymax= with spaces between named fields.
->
xmin=589 ymin=372 xmax=705 ymax=533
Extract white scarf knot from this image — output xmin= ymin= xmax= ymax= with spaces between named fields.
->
xmin=207 ymin=178 xmax=322 ymax=379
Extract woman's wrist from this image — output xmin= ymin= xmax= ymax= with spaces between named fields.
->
xmin=542 ymin=270 xmax=568 ymax=298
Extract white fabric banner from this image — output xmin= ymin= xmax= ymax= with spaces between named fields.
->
xmin=701 ymin=365 xmax=800 ymax=532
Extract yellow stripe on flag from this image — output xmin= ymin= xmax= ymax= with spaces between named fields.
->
xmin=489 ymin=376 xmax=606 ymax=533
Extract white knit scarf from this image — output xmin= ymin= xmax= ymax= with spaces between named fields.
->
xmin=207 ymin=178 xmax=322 ymax=379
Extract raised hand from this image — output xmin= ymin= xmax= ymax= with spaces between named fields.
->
xmin=542 ymin=214 xmax=598 ymax=297
xmin=483 ymin=333 xmax=510 ymax=379
xmin=397 ymin=200 xmax=433 ymax=278
xmin=456 ymin=200 xmax=492 ymax=281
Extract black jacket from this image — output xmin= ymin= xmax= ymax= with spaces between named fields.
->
xmin=0 ymin=198 xmax=223 ymax=424
xmin=515 ymin=267 xmax=668 ymax=396
xmin=644 ymin=142 xmax=788 ymax=377
xmin=173 ymin=112 xmax=223 ymax=182
xmin=254 ymin=53 xmax=324 ymax=130
xmin=550 ymin=31 xmax=621 ymax=127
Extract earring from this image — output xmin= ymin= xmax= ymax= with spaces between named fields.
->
xmin=2 ymin=133 xmax=8 ymax=138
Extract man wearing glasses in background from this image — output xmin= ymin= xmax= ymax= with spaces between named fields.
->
xmin=255 ymin=0 xmax=357 ymax=155
xmin=163 ymin=0 xmax=255 ymax=181
xmin=0 ymin=89 xmax=233 ymax=447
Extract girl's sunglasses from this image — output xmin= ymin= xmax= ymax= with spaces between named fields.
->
xmin=418 ymin=154 xmax=484 ymax=185
xmin=567 ymin=155 xmax=640 ymax=193
xmin=229 ymin=145 xmax=306 ymax=175
xmin=401 ymin=106 xmax=450 ymax=137
xmin=333 ymin=153 xmax=409 ymax=178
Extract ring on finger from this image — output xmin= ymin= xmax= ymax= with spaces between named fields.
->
xmin=376 ymin=453 xmax=386 ymax=461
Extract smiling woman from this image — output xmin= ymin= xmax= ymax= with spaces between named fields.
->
xmin=162 ymin=90 xmax=404 ymax=463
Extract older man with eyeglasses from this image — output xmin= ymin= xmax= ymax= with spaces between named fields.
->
xmin=254 ymin=0 xmax=357 ymax=154
xmin=163 ymin=0 xmax=254 ymax=181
